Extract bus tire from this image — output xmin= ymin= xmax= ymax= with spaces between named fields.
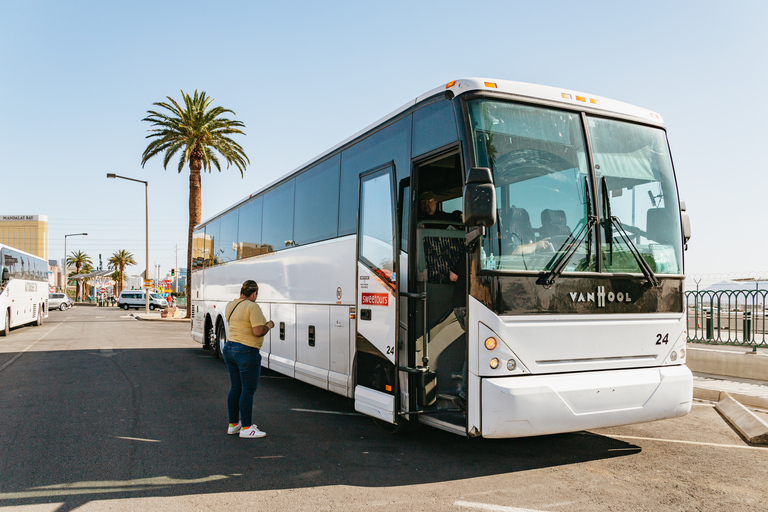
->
xmin=214 ymin=321 xmax=227 ymax=361
xmin=1 ymin=309 xmax=9 ymax=337
xmin=373 ymin=417 xmax=418 ymax=434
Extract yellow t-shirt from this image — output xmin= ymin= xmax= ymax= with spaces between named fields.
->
xmin=224 ymin=298 xmax=267 ymax=349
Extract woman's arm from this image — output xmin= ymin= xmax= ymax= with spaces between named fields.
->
xmin=252 ymin=320 xmax=275 ymax=337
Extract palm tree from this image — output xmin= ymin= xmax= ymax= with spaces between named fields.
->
xmin=108 ymin=249 xmax=136 ymax=295
xmin=66 ymin=250 xmax=92 ymax=301
xmin=81 ymin=262 xmax=94 ymax=301
xmin=141 ymin=90 xmax=249 ymax=318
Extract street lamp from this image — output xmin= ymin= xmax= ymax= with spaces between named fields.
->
xmin=64 ymin=233 xmax=88 ymax=298
xmin=107 ymin=173 xmax=149 ymax=314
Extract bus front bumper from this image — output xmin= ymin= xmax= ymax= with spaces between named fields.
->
xmin=480 ymin=365 xmax=692 ymax=439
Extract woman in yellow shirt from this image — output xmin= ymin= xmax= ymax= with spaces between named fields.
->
xmin=222 ymin=280 xmax=274 ymax=438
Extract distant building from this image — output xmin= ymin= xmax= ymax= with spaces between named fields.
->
xmin=0 ymin=215 xmax=49 ymax=261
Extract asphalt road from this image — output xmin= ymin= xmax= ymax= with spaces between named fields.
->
xmin=1 ymin=307 xmax=766 ymax=512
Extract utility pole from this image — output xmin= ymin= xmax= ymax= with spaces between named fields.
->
xmin=175 ymin=244 xmax=178 ymax=294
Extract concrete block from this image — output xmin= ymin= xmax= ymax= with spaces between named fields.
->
xmin=693 ymin=387 xmax=721 ymax=402
xmin=715 ymin=393 xmax=768 ymax=445
xmin=687 ymin=347 xmax=768 ymax=381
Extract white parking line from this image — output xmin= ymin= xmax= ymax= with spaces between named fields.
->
xmin=455 ymin=501 xmax=551 ymax=512
xmin=291 ymin=408 xmax=363 ymax=416
xmin=606 ymin=434 xmax=766 ymax=451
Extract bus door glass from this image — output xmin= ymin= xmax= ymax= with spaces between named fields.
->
xmin=354 ymin=166 xmax=399 ymax=424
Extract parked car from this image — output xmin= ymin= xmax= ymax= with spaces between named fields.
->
xmin=117 ymin=290 xmax=168 ymax=311
xmin=48 ymin=293 xmax=73 ymax=311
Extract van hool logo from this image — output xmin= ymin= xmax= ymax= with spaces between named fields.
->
xmin=569 ymin=286 xmax=631 ymax=308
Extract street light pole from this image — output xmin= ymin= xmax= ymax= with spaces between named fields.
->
xmin=64 ymin=233 xmax=88 ymax=298
xmin=107 ymin=173 xmax=149 ymax=314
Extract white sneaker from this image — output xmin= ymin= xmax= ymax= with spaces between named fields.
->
xmin=239 ymin=425 xmax=266 ymax=438
xmin=227 ymin=422 xmax=241 ymax=435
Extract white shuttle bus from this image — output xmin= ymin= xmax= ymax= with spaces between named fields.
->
xmin=190 ymin=78 xmax=693 ymax=438
xmin=1 ymin=244 xmax=49 ymax=336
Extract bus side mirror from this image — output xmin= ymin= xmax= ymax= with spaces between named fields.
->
xmin=463 ymin=167 xmax=496 ymax=227
xmin=680 ymin=200 xmax=691 ymax=248
xmin=1 ymin=267 xmax=8 ymax=283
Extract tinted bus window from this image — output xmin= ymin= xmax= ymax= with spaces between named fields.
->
xmin=205 ymin=218 xmax=221 ymax=266
xmin=412 ymin=100 xmax=458 ymax=157
xmin=294 ymin=155 xmax=340 ymax=245
xmin=262 ymin=180 xmax=295 ymax=252
xmin=217 ymin=210 xmax=238 ymax=264
xmin=237 ymin=196 xmax=263 ymax=259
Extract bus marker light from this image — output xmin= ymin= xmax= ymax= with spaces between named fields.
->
xmin=590 ymin=98 xmax=600 ymax=104
xmin=576 ymin=96 xmax=586 ymax=102
xmin=484 ymin=337 xmax=498 ymax=350
xmin=484 ymin=82 xmax=497 ymax=88
xmin=561 ymin=93 xmax=572 ymax=99
xmin=507 ymin=359 xmax=516 ymax=371
xmin=446 ymin=80 xmax=457 ymax=88
xmin=385 ymin=385 xmax=392 ymax=392
xmin=490 ymin=357 xmax=500 ymax=369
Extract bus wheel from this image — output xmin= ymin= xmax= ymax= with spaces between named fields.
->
xmin=214 ymin=322 xmax=227 ymax=361
xmin=373 ymin=417 xmax=418 ymax=434
xmin=205 ymin=320 xmax=218 ymax=357
xmin=1 ymin=310 xmax=9 ymax=337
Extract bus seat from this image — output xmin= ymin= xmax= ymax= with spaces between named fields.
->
xmin=646 ymin=207 xmax=675 ymax=245
xmin=540 ymin=209 xmax=571 ymax=248
xmin=504 ymin=206 xmax=536 ymax=246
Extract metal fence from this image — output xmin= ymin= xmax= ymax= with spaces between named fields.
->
xmin=685 ymin=290 xmax=768 ymax=348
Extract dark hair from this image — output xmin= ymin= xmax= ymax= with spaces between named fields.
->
xmin=240 ymin=280 xmax=259 ymax=297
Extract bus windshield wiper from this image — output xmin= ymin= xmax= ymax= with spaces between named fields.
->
xmin=538 ymin=215 xmax=597 ymax=287
xmin=601 ymin=177 xmax=659 ymax=287
xmin=538 ymin=176 xmax=595 ymax=287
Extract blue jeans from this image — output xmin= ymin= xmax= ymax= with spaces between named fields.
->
xmin=222 ymin=341 xmax=262 ymax=428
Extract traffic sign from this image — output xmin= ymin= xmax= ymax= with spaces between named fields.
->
xmin=99 ymin=287 xmax=106 ymax=294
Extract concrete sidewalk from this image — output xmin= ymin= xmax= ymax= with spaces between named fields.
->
xmin=688 ymin=343 xmax=768 ymax=444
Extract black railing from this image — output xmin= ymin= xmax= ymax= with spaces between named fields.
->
xmin=685 ymin=290 xmax=768 ymax=348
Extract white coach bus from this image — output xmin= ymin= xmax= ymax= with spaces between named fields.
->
xmin=1 ymin=244 xmax=49 ymax=336
xmin=190 ymin=78 xmax=693 ymax=438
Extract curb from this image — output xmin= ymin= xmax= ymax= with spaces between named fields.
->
xmin=714 ymin=393 xmax=768 ymax=445
xmin=693 ymin=386 xmax=768 ymax=411
xmin=131 ymin=314 xmax=190 ymax=323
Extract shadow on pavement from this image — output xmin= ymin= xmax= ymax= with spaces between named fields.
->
xmin=0 ymin=347 xmax=641 ymax=511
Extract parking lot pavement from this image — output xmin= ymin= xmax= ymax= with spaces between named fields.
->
xmin=2 ymin=308 xmax=767 ymax=512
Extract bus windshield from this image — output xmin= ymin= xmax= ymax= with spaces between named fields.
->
xmin=467 ymin=99 xmax=683 ymax=275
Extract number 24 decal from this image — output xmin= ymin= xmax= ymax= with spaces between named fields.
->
xmin=655 ymin=333 xmax=669 ymax=345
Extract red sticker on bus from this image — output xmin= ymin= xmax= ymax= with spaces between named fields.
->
xmin=361 ymin=293 xmax=389 ymax=306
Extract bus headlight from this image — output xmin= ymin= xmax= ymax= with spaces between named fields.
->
xmin=679 ymin=348 xmax=685 ymax=359
xmin=489 ymin=357 xmax=500 ymax=369
xmin=507 ymin=359 xmax=517 ymax=371
xmin=485 ymin=337 xmax=498 ymax=350
xmin=670 ymin=351 xmax=678 ymax=361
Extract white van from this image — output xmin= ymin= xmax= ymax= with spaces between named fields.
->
xmin=118 ymin=290 xmax=168 ymax=311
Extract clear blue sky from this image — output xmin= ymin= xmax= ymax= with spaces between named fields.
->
xmin=1 ymin=1 xmax=766 ymax=283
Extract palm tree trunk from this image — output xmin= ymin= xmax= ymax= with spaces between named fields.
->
xmin=186 ymin=162 xmax=202 ymax=318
